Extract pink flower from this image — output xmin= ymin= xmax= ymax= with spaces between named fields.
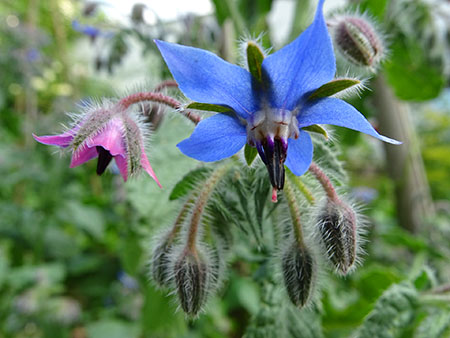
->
xmin=34 ymin=108 xmax=161 ymax=187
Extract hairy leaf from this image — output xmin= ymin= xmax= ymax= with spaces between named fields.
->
xmin=169 ymin=167 xmax=211 ymax=200
xmin=356 ymin=282 xmax=418 ymax=338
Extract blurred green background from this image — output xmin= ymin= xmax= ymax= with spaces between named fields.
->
xmin=0 ymin=0 xmax=449 ymax=337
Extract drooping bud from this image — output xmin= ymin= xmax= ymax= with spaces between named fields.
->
xmin=317 ymin=199 xmax=358 ymax=275
xmin=150 ymin=234 xmax=174 ymax=288
xmin=174 ymin=248 xmax=210 ymax=316
xmin=281 ymin=241 xmax=316 ymax=308
xmin=332 ymin=14 xmax=385 ymax=69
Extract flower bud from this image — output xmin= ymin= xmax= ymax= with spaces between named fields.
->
xmin=317 ymin=199 xmax=357 ymax=274
xmin=150 ymin=235 xmax=174 ymax=288
xmin=281 ymin=242 xmax=316 ymax=307
xmin=333 ymin=14 xmax=385 ymax=68
xmin=174 ymin=249 xmax=210 ymax=316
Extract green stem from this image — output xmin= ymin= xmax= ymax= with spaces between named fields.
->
xmin=286 ymin=169 xmax=315 ymax=205
xmin=166 ymin=197 xmax=195 ymax=245
xmin=186 ymin=163 xmax=232 ymax=252
xmin=283 ymin=180 xmax=305 ymax=246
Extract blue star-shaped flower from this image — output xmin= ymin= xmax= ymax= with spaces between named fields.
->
xmin=155 ymin=0 xmax=399 ymax=190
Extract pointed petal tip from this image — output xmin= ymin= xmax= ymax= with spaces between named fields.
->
xmin=33 ymin=132 xmax=74 ymax=147
xmin=379 ymin=135 xmax=402 ymax=145
xmin=140 ymin=149 xmax=162 ymax=188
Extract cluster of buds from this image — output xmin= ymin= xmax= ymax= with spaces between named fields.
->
xmin=279 ymin=161 xmax=363 ymax=309
xmin=148 ymin=165 xmax=230 ymax=316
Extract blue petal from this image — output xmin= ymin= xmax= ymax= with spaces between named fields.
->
xmin=285 ymin=130 xmax=313 ymax=176
xmin=261 ymin=0 xmax=335 ymax=110
xmin=155 ymin=40 xmax=259 ymax=119
xmin=297 ymin=97 xmax=401 ymax=144
xmin=177 ymin=114 xmax=247 ymax=162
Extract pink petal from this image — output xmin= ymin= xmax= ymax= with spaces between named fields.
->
xmin=70 ymin=146 xmax=98 ymax=168
xmin=85 ymin=118 xmax=126 ymax=157
xmin=33 ymin=130 xmax=75 ymax=148
xmin=141 ymin=147 xmax=162 ymax=188
xmin=114 ymin=155 xmax=128 ymax=182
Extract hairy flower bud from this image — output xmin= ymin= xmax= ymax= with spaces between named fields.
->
xmin=317 ymin=199 xmax=357 ymax=274
xmin=281 ymin=242 xmax=316 ymax=307
xmin=150 ymin=235 xmax=174 ymax=288
xmin=332 ymin=14 xmax=385 ymax=68
xmin=174 ymin=249 xmax=210 ymax=316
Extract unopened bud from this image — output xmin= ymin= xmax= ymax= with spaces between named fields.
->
xmin=150 ymin=235 xmax=174 ymax=288
xmin=317 ymin=199 xmax=357 ymax=274
xmin=333 ymin=14 xmax=385 ymax=68
xmin=174 ymin=249 xmax=210 ymax=316
xmin=281 ymin=242 xmax=316 ymax=307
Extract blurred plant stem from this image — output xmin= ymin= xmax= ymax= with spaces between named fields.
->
xmin=218 ymin=18 xmax=236 ymax=63
xmin=23 ymin=0 xmax=39 ymax=147
xmin=48 ymin=0 xmax=69 ymax=83
xmin=289 ymin=0 xmax=315 ymax=41
xmin=372 ymin=75 xmax=435 ymax=233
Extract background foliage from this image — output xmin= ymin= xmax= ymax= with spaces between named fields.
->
xmin=0 ymin=0 xmax=449 ymax=337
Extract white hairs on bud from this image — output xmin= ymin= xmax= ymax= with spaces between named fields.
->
xmin=237 ymin=33 xmax=272 ymax=70
xmin=311 ymin=193 xmax=368 ymax=276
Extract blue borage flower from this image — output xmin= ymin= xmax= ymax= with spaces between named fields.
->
xmin=155 ymin=0 xmax=400 ymax=190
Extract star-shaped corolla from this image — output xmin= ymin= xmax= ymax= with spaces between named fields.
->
xmin=155 ymin=0 xmax=399 ymax=190
xmin=34 ymin=109 xmax=161 ymax=186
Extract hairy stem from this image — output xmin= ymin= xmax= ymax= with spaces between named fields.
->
xmin=286 ymin=170 xmax=315 ymax=205
xmin=167 ymin=197 xmax=195 ymax=245
xmin=308 ymin=162 xmax=339 ymax=202
xmin=117 ymin=92 xmax=200 ymax=124
xmin=284 ymin=180 xmax=305 ymax=246
xmin=154 ymin=80 xmax=179 ymax=92
xmin=186 ymin=163 xmax=232 ymax=252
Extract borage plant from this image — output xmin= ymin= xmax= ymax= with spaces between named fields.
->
xmin=34 ymin=0 xmax=399 ymax=321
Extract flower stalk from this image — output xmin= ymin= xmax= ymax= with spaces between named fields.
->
xmin=308 ymin=162 xmax=338 ymax=202
xmin=283 ymin=180 xmax=304 ymax=246
xmin=286 ymin=170 xmax=315 ymax=205
xmin=117 ymin=92 xmax=201 ymax=124
xmin=154 ymin=80 xmax=179 ymax=92
xmin=185 ymin=163 xmax=231 ymax=253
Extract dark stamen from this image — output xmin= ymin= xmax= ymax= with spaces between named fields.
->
xmin=96 ymin=146 xmax=113 ymax=175
xmin=261 ymin=138 xmax=287 ymax=190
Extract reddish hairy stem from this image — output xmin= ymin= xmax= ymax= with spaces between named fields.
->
xmin=117 ymin=91 xmax=200 ymax=125
xmin=308 ymin=162 xmax=339 ymax=202
xmin=154 ymin=80 xmax=179 ymax=92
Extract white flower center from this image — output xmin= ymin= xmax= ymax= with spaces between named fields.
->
xmin=246 ymin=108 xmax=300 ymax=146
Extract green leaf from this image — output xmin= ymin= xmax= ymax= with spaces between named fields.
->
xmin=384 ymin=38 xmax=445 ymax=101
xmin=416 ymin=310 xmax=450 ymax=338
xmin=246 ymin=41 xmax=265 ymax=82
xmin=141 ymin=285 xmax=187 ymax=334
xmin=357 ymin=0 xmax=388 ymax=19
xmin=308 ymin=78 xmax=361 ymax=100
xmin=169 ymin=167 xmax=211 ymax=200
xmin=87 ymin=319 xmax=140 ymax=338
xmin=303 ymin=124 xmax=329 ymax=139
xmin=244 ymin=144 xmax=258 ymax=166
xmin=185 ymin=102 xmax=232 ymax=113
xmin=356 ymin=282 xmax=418 ymax=338
xmin=413 ymin=266 xmax=437 ymax=291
